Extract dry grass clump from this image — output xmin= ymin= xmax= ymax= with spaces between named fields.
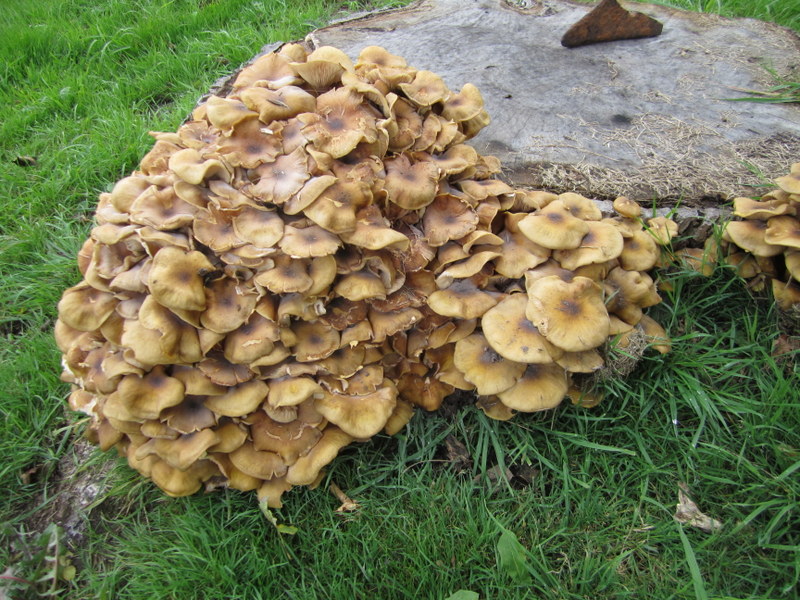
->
xmin=55 ymin=44 xmax=672 ymax=505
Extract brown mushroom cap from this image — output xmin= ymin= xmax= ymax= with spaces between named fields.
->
xmin=453 ymin=333 xmax=526 ymax=395
xmin=496 ymin=364 xmax=568 ymax=412
xmin=764 ymin=216 xmax=800 ymax=249
xmin=103 ymin=367 xmax=185 ymax=422
xmin=526 ymin=275 xmax=610 ymax=352
xmin=148 ymin=246 xmax=211 ymax=306
xmin=517 ymin=205 xmax=590 ymax=250
xmin=481 ymin=294 xmax=561 ymax=364
xmin=553 ymin=221 xmax=624 ymax=270
xmin=427 ymin=279 xmax=499 ymax=319
xmin=314 ymin=381 xmax=397 ymax=438
xmin=285 ymin=426 xmax=353 ymax=486
xmin=723 ymin=220 xmax=784 ymax=257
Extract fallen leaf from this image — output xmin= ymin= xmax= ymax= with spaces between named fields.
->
xmin=13 ymin=155 xmax=37 ymax=167
xmin=330 ymin=482 xmax=359 ymax=513
xmin=673 ymin=482 xmax=723 ymax=533
xmin=444 ymin=435 xmax=471 ymax=472
xmin=561 ymin=0 xmax=663 ymax=48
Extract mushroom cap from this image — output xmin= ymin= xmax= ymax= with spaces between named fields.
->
xmin=772 ymin=278 xmax=800 ymax=311
xmin=612 ymin=196 xmax=642 ymax=219
xmin=517 ymin=206 xmax=590 ymax=250
xmin=646 ymin=216 xmax=678 ymax=245
xmin=619 ymin=229 xmax=659 ymax=271
xmin=285 ymin=427 xmax=353 ymax=486
xmin=553 ymin=221 xmax=624 ymax=270
xmin=427 ymin=279 xmax=499 ymax=319
xmin=481 ymin=294 xmax=561 ymax=364
xmin=103 ymin=366 xmax=185 ymax=422
xmin=526 ymin=275 xmax=610 ymax=352
xmin=314 ymin=381 xmax=397 ymax=438
xmin=496 ymin=363 xmax=568 ymax=412
xmin=723 ymin=220 xmax=784 ymax=257
xmin=149 ymin=247 xmax=214 ymax=312
xmin=453 ymin=333 xmax=526 ymax=396
xmin=765 ymin=216 xmax=800 ymax=249
xmin=203 ymin=380 xmax=268 ymax=417
xmin=57 ymin=283 xmax=118 ymax=332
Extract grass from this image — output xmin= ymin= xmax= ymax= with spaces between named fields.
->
xmin=1 ymin=0 xmax=798 ymax=598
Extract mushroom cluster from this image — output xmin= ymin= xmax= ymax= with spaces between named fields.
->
xmin=719 ymin=163 xmax=800 ymax=314
xmin=56 ymin=44 xmax=671 ymax=505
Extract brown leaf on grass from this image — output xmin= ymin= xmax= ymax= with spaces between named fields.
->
xmin=444 ymin=435 xmax=471 ymax=473
xmin=772 ymin=334 xmax=800 ymax=359
xmin=673 ymin=482 xmax=723 ymax=533
xmin=330 ymin=482 xmax=359 ymax=513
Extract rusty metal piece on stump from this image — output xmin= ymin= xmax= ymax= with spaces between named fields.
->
xmin=561 ymin=0 xmax=663 ymax=48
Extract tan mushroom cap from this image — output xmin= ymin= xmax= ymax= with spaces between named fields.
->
xmin=279 ymin=223 xmax=342 ymax=258
xmin=232 ymin=207 xmax=284 ymax=248
xmin=554 ymin=221 xmax=624 ymax=270
xmin=229 ymin=441 xmax=287 ymax=480
xmin=441 ymin=83 xmax=485 ymax=122
xmin=613 ymin=196 xmax=642 ymax=219
xmin=723 ymin=220 xmax=784 ymax=257
xmin=205 ymin=96 xmax=258 ymax=132
xmin=314 ymin=381 xmax=397 ymax=438
xmin=384 ymin=153 xmax=440 ymax=210
xmin=200 ymin=278 xmax=259 ymax=334
xmin=638 ymin=314 xmax=671 ymax=354
xmin=149 ymin=247 xmax=214 ymax=312
xmin=764 ymin=216 xmax=800 ymax=249
xmin=733 ymin=197 xmax=794 ymax=219
xmin=150 ymin=458 xmax=219 ymax=498
xmin=208 ymin=422 xmax=248 ymax=453
xmin=267 ymin=376 xmax=324 ymax=408
xmin=249 ymin=410 xmax=323 ymax=463
xmin=223 ymin=313 xmax=280 ymax=365
xmin=428 ymin=279 xmax=499 ymax=319
xmin=619 ymin=229 xmax=659 ymax=271
xmin=292 ymin=320 xmax=340 ymax=362
xmin=298 ymin=87 xmax=379 ymax=158
xmin=775 ymin=169 xmax=800 ymax=195
xmin=526 ymin=275 xmax=610 ymax=352
xmin=285 ymin=426 xmax=353 ymax=486
xmin=481 ymin=294 xmax=561 ymax=364
xmin=103 ymin=366 xmax=185 ymax=422
xmin=493 ymin=229 xmax=550 ymax=279
xmin=646 ymin=216 xmax=678 ymax=245
xmin=203 ymin=380 xmax=268 ymax=417
xmin=250 ymin=147 xmax=311 ymax=205
xmin=257 ymin=476 xmax=294 ymax=509
xmin=254 ymin=255 xmax=312 ymax=294
xmin=497 ymin=363 xmax=568 ymax=412
xmin=518 ymin=205 xmax=590 ymax=250
xmin=398 ymin=70 xmax=450 ymax=106
xmin=675 ymin=248 xmax=715 ymax=276
xmin=772 ymin=278 xmax=800 ymax=310
xmin=161 ymin=396 xmax=218 ymax=434
xmin=453 ymin=333 xmax=526 ymax=396
xmin=152 ymin=428 xmax=220 ymax=471
xmin=555 ymin=349 xmax=604 ymax=373
xmin=168 ymin=148 xmax=231 ymax=185
xmin=57 ymin=283 xmax=117 ymax=332
xmin=422 ymin=194 xmax=478 ymax=247
xmin=384 ymin=399 xmax=415 ymax=435
xmin=784 ymin=249 xmax=800 ymax=280
xmin=475 ymin=395 xmax=516 ymax=421
xmin=335 ymin=270 xmax=387 ymax=301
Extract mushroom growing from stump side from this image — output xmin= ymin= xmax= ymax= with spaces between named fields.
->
xmin=57 ymin=43 xmax=673 ymax=505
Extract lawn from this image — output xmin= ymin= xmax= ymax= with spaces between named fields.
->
xmin=0 ymin=0 xmax=798 ymax=598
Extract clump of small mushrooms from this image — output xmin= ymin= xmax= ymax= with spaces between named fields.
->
xmin=718 ymin=163 xmax=800 ymax=314
xmin=56 ymin=44 xmax=672 ymax=506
